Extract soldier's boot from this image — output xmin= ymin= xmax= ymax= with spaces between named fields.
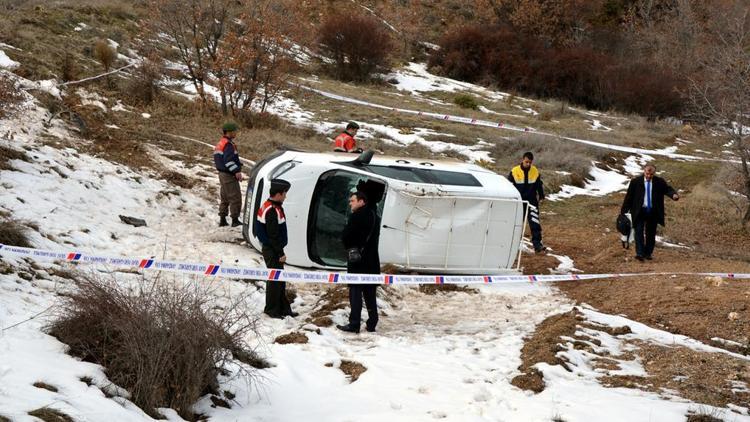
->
xmin=231 ymin=217 xmax=242 ymax=227
xmin=219 ymin=216 xmax=228 ymax=227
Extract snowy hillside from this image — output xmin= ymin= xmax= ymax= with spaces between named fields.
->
xmin=2 ymin=62 xmax=749 ymax=421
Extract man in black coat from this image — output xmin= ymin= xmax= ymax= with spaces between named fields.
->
xmin=337 ymin=191 xmax=380 ymax=334
xmin=620 ymin=165 xmax=680 ymax=261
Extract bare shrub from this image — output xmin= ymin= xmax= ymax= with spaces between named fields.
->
xmin=0 ymin=74 xmax=24 ymax=118
xmin=453 ymin=94 xmax=479 ymax=110
xmin=0 ymin=218 xmax=32 ymax=247
xmin=125 ymin=54 xmax=163 ymax=105
xmin=318 ymin=11 xmax=393 ymax=82
xmin=93 ymin=39 xmax=116 ymax=72
xmin=48 ymin=275 xmax=266 ymax=419
xmin=59 ymin=52 xmax=80 ymax=83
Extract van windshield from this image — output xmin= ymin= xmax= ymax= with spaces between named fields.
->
xmin=351 ymin=165 xmax=482 ymax=187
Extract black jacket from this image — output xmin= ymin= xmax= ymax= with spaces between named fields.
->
xmin=342 ymin=206 xmax=380 ymax=274
xmin=620 ymin=175 xmax=677 ymax=226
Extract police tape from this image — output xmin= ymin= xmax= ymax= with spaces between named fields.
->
xmin=1 ymin=243 xmax=749 ymax=285
xmin=297 ymin=84 xmax=741 ymax=164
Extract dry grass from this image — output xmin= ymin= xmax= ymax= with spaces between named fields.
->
xmin=0 ymin=144 xmax=29 ymax=170
xmin=0 ymin=74 xmax=25 ymax=118
xmin=0 ymin=218 xmax=32 ymax=247
xmin=27 ymin=408 xmax=73 ymax=422
xmin=274 ymin=332 xmax=309 ymax=344
xmin=33 ymin=381 xmax=59 ymax=392
xmin=339 ymin=360 xmax=367 ymax=382
xmin=48 ymin=274 xmax=266 ymax=419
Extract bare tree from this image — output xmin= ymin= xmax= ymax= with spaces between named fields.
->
xmin=148 ymin=0 xmax=232 ymax=113
xmin=688 ymin=4 xmax=750 ymax=226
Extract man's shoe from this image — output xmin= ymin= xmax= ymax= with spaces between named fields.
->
xmin=635 ymin=255 xmax=645 ymax=262
xmin=644 ymin=255 xmax=653 ymax=260
xmin=534 ymin=246 xmax=547 ymax=253
xmin=288 ymin=311 xmax=299 ymax=318
xmin=231 ymin=217 xmax=242 ymax=227
xmin=219 ymin=217 xmax=228 ymax=227
xmin=336 ymin=324 xmax=360 ymax=333
xmin=365 ymin=327 xmax=376 ymax=333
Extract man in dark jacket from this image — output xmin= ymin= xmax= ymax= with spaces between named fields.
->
xmin=337 ymin=191 xmax=380 ymax=334
xmin=214 ymin=122 xmax=243 ymax=227
xmin=508 ymin=152 xmax=546 ymax=252
xmin=255 ymin=178 xmax=297 ymax=319
xmin=620 ymin=164 xmax=680 ymax=261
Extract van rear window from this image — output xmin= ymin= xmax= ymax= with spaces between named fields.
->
xmin=355 ymin=165 xmax=482 ymax=187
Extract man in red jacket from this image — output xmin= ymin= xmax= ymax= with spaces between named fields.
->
xmin=333 ymin=121 xmax=362 ymax=153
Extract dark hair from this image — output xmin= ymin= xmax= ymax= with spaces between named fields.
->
xmin=346 ymin=121 xmax=360 ymax=130
xmin=269 ymin=179 xmax=291 ymax=196
xmin=350 ymin=191 xmax=368 ymax=203
xmin=522 ymin=151 xmax=534 ymax=161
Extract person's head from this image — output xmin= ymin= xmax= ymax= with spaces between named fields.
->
xmin=643 ymin=164 xmax=656 ymax=181
xmin=521 ymin=151 xmax=534 ymax=169
xmin=269 ymin=178 xmax=291 ymax=202
xmin=345 ymin=121 xmax=359 ymax=137
xmin=349 ymin=191 xmax=368 ymax=212
xmin=222 ymin=122 xmax=239 ymax=139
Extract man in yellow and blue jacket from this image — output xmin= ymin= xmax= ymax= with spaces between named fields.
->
xmin=508 ymin=152 xmax=546 ymax=253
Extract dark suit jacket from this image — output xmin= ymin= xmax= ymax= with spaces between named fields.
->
xmin=620 ymin=175 xmax=677 ymax=226
xmin=342 ymin=206 xmax=381 ymax=274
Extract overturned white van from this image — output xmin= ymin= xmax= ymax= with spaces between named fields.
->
xmin=241 ymin=150 xmax=527 ymax=275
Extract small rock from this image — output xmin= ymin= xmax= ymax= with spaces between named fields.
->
xmin=119 ymin=215 xmax=147 ymax=227
xmin=728 ymin=312 xmax=740 ymax=321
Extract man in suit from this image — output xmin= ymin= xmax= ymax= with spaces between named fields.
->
xmin=337 ymin=191 xmax=380 ymax=334
xmin=620 ymin=164 xmax=680 ymax=261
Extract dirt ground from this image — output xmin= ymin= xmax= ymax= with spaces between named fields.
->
xmin=515 ymin=185 xmax=750 ymax=411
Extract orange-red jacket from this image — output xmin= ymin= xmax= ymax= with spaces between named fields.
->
xmin=214 ymin=136 xmax=241 ymax=174
xmin=333 ymin=132 xmax=356 ymax=152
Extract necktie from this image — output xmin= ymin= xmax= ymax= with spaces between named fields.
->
xmin=646 ymin=180 xmax=652 ymax=212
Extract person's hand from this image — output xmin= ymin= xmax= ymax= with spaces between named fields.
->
xmin=279 ymin=255 xmax=287 ymax=264
xmin=672 ymin=193 xmax=679 ymax=201
xmin=235 ymin=172 xmax=244 ymax=181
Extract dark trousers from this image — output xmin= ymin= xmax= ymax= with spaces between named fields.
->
xmin=524 ymin=203 xmax=543 ymax=250
xmin=348 ymin=285 xmax=378 ymax=331
xmin=262 ymin=246 xmax=292 ymax=318
xmin=634 ymin=208 xmax=658 ymax=258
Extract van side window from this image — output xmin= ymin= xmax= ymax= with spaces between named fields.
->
xmin=346 ymin=164 xmax=482 ymax=187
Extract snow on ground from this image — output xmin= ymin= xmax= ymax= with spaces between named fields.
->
xmin=0 ymin=49 xmax=20 ymax=69
xmin=586 ymin=119 xmax=612 ymax=132
xmin=386 ymin=63 xmax=514 ymax=103
xmin=548 ymin=163 xmax=631 ymax=201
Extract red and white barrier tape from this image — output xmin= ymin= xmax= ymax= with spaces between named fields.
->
xmin=1 ymin=244 xmax=748 ymax=285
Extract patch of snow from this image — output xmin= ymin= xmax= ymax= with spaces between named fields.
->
xmin=675 ymin=137 xmax=693 ymax=145
xmin=581 ymin=307 xmax=750 ymax=361
xmin=105 ymin=124 xmax=120 ymax=129
xmin=420 ymin=41 xmax=440 ymax=51
xmin=478 ymin=105 xmax=523 ymax=119
xmin=548 ymin=254 xmax=582 ymax=274
xmin=0 ymin=42 xmax=21 ymax=51
xmin=548 ymin=164 xmax=630 ymax=201
xmin=586 ymin=119 xmax=612 ymax=132
xmin=73 ymin=22 xmax=89 ymax=31
xmin=107 ymin=38 xmax=120 ymax=49
xmin=0 ymin=49 xmax=19 ymax=69
xmin=141 ymin=113 xmax=151 ymax=119
xmin=711 ymin=337 xmax=747 ymax=349
xmin=111 ymin=100 xmax=131 ymax=112
xmin=655 ymin=236 xmax=691 ymax=250
xmin=76 ymin=88 xmax=108 ymax=112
